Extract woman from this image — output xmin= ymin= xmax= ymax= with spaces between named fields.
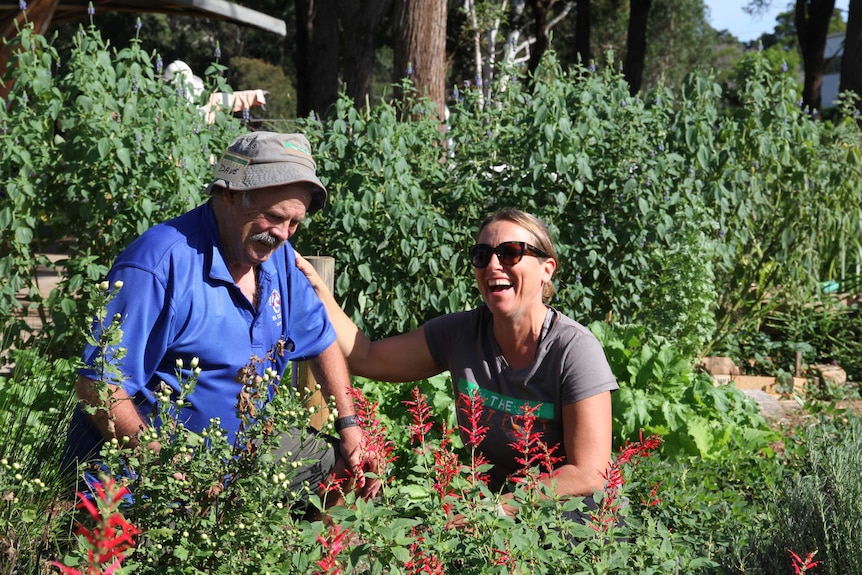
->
xmin=296 ymin=208 xmax=618 ymax=517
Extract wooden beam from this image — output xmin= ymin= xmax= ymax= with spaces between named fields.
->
xmin=0 ymin=1 xmax=286 ymax=35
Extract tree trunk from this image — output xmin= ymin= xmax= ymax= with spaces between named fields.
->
xmin=796 ymin=0 xmax=836 ymax=114
xmin=623 ymin=0 xmax=652 ymax=96
xmin=575 ymin=0 xmax=591 ymax=65
xmin=294 ymin=0 xmax=340 ymax=119
xmin=393 ymin=0 xmax=448 ymax=122
xmin=527 ymin=0 xmax=552 ymax=75
xmin=839 ymin=0 xmax=862 ymax=119
xmin=338 ymin=0 xmax=395 ymax=109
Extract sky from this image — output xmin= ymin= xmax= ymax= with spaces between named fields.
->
xmin=704 ymin=0 xmax=851 ymax=43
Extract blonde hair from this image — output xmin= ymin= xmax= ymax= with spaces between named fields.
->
xmin=477 ymin=208 xmax=557 ymax=303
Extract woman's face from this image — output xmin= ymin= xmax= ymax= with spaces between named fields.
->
xmin=473 ymin=220 xmax=556 ymax=317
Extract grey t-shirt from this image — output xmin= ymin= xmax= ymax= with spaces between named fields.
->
xmin=424 ymin=305 xmax=618 ymax=490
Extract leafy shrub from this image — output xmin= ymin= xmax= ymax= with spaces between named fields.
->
xmin=0 ymin=22 xmax=242 ymax=361
xmin=296 ymin=49 xmax=862 ymax=358
xmin=590 ymin=322 xmax=777 ymax=460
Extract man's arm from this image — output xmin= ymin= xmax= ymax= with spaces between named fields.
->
xmin=308 ymin=341 xmax=381 ymax=498
xmin=75 ymin=375 xmax=149 ymax=449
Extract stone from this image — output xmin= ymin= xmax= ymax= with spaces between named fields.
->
xmin=701 ymin=356 xmax=741 ymax=376
xmin=810 ymin=363 xmax=848 ymax=388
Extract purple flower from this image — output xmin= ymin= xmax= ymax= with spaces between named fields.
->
xmin=155 ymin=55 xmax=163 ymax=74
xmin=87 ymin=3 xmax=95 ymax=15
xmin=781 ymin=61 xmax=788 ymax=72
xmin=214 ymin=44 xmax=222 ymax=59
xmin=407 ymin=64 xmax=414 ymax=76
xmin=19 ymin=1 xmax=27 ymax=11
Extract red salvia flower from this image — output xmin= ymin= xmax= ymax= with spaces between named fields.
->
xmin=404 ymin=386 xmax=435 ymax=450
xmin=788 ymin=549 xmax=820 ymax=574
xmin=405 ymin=529 xmax=445 ymax=575
xmin=348 ymin=386 xmax=398 ymax=484
xmin=432 ymin=431 xmax=461 ymax=515
xmin=458 ymin=387 xmax=491 ymax=484
xmin=590 ymin=432 xmax=662 ymax=534
xmin=508 ymin=403 xmax=563 ymax=489
xmin=492 ymin=546 xmax=518 ymax=574
xmin=52 ymin=477 xmax=140 ymax=575
xmin=458 ymin=388 xmax=489 ymax=448
xmin=314 ymin=524 xmax=348 ymax=575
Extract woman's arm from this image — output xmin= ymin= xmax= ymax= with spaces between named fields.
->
xmin=496 ymin=391 xmax=612 ymax=517
xmin=295 ymin=252 xmax=442 ymax=383
xmin=547 ymin=391 xmax=613 ymax=495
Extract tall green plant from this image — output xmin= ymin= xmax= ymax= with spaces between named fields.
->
xmin=298 ymin=91 xmax=470 ymax=337
xmin=754 ymin=415 xmax=862 ymax=574
xmin=689 ymin=55 xmax=862 ymax=352
xmin=0 ymin=21 xmax=242 ymax=360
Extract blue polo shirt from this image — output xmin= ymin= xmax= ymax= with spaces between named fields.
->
xmin=63 ymin=201 xmax=335 ymax=464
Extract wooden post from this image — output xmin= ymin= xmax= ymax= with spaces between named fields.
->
xmin=795 ymin=350 xmax=803 ymax=378
xmin=293 ymin=255 xmax=335 ymax=430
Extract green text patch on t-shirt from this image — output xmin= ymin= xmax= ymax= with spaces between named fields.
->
xmin=458 ymin=379 xmax=554 ymax=420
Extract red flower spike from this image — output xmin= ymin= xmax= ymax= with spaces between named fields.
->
xmin=52 ymin=477 xmax=140 ymax=575
xmin=405 ymin=532 xmax=446 ymax=575
xmin=348 ymin=387 xmax=398 ymax=482
xmin=314 ymin=524 xmax=348 ymax=575
xmin=507 ymin=403 xmax=563 ymax=489
xmin=788 ymin=549 xmax=821 ymax=574
xmin=590 ymin=433 xmax=662 ymax=533
xmin=404 ymin=386 xmax=435 ymax=449
xmin=458 ymin=388 xmax=489 ymax=448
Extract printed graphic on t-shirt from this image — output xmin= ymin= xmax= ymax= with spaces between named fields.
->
xmin=458 ymin=379 xmax=553 ymax=419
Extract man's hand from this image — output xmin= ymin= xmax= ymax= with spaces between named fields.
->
xmin=337 ymin=425 xmax=382 ymax=499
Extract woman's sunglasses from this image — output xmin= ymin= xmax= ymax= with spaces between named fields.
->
xmin=468 ymin=241 xmax=550 ymax=268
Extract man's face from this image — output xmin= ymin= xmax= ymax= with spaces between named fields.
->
xmin=222 ymin=184 xmax=312 ymax=268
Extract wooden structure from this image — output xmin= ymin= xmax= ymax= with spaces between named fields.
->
xmin=292 ymin=256 xmax=335 ymax=430
xmin=1 ymin=0 xmax=286 ymax=97
xmin=1 ymin=0 xmax=286 ymax=35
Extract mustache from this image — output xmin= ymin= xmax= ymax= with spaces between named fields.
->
xmin=249 ymin=231 xmax=283 ymax=248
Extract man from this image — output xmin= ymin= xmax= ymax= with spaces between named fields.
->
xmin=62 ymin=131 xmax=375 ymax=501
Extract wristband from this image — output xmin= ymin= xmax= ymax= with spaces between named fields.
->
xmin=334 ymin=414 xmax=360 ymax=432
